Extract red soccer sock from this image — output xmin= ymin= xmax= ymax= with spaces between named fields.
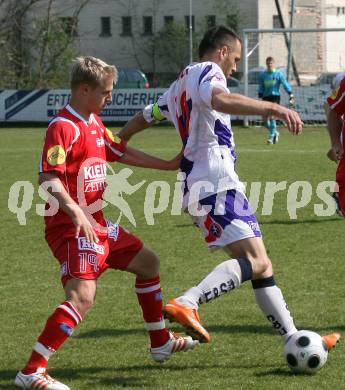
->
xmin=21 ymin=351 xmax=47 ymax=374
xmin=135 ymin=276 xmax=170 ymax=348
xmin=22 ymin=301 xmax=82 ymax=374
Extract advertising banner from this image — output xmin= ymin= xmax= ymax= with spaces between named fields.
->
xmin=0 ymin=86 xmax=330 ymax=123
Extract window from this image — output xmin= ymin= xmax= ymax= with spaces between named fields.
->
xmin=164 ymin=16 xmax=174 ymax=25
xmin=273 ymin=15 xmax=281 ymax=28
xmin=206 ymin=15 xmax=216 ymax=28
xmin=185 ymin=15 xmax=195 ymax=31
xmin=122 ymin=16 xmax=132 ymax=36
xmin=226 ymin=14 xmax=238 ymax=32
xmin=60 ymin=17 xmax=78 ymax=37
xmin=100 ymin=17 xmax=111 ymax=36
xmin=143 ymin=16 xmax=153 ymax=35
xmin=337 ymin=7 xmax=345 ymax=15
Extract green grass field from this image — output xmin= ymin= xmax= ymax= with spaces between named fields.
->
xmin=1 ymin=125 xmax=344 ymax=389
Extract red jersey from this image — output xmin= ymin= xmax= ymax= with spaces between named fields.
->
xmin=327 ymin=77 xmax=345 ymax=183
xmin=327 ymin=77 xmax=345 ymax=115
xmin=39 ymin=104 xmax=126 ymax=247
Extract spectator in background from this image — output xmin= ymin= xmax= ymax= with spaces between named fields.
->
xmin=258 ymin=56 xmax=295 ymax=144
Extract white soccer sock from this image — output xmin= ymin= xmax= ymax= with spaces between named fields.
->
xmin=252 ymin=277 xmax=297 ymax=341
xmin=176 ymin=258 xmax=253 ymax=309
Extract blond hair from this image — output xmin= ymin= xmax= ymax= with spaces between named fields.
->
xmin=71 ymin=56 xmax=117 ymax=89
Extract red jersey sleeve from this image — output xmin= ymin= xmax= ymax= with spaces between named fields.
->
xmin=39 ymin=120 xmax=76 ymax=174
xmin=92 ymin=114 xmax=127 ymax=162
xmin=327 ymin=77 xmax=345 ymax=115
xmin=103 ymin=127 xmax=127 ymax=162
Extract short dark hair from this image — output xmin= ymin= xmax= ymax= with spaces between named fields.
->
xmin=266 ymin=56 xmax=275 ymax=63
xmin=198 ymin=25 xmax=241 ymax=59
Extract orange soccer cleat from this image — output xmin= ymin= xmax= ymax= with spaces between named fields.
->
xmin=163 ymin=299 xmax=211 ymax=343
xmin=322 ymin=332 xmax=341 ymax=351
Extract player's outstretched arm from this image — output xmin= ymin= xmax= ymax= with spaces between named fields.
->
xmin=211 ymin=88 xmax=303 ymax=135
xmin=269 ymin=104 xmax=303 ymax=135
xmin=258 ymin=72 xmax=264 ymax=99
xmin=280 ymin=71 xmax=293 ymax=96
xmin=118 ymin=111 xmax=154 ymax=141
xmin=119 ymin=145 xmax=182 ymax=170
xmin=39 ymin=172 xmax=99 ymax=243
xmin=327 ymin=109 xmax=344 ymax=161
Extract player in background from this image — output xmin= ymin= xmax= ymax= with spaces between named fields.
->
xmin=118 ymin=26 xmax=340 ymax=353
xmin=326 ymin=74 xmax=345 ymax=217
xmin=324 ymin=72 xmax=345 ymax=214
xmin=14 ymin=57 xmax=198 ymax=390
xmin=325 ymin=72 xmax=345 ymax=162
xmin=258 ymin=56 xmax=295 ymax=144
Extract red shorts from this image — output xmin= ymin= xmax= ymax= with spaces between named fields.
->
xmin=336 ymin=159 xmax=345 ymax=216
xmin=337 ymin=181 xmax=345 ymax=216
xmin=49 ymin=222 xmax=143 ymax=285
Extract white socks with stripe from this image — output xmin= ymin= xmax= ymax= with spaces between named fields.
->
xmin=174 ymin=258 xmax=297 ymax=342
xmin=252 ymin=277 xmax=297 ymax=341
xmin=176 ymin=258 xmax=253 ymax=309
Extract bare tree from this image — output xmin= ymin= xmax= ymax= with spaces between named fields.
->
xmin=37 ymin=0 xmax=53 ymax=87
xmin=115 ymin=0 xmax=199 ymax=85
xmin=154 ymin=21 xmax=192 ymax=73
xmin=0 ymin=0 xmax=90 ymax=88
xmin=212 ymin=0 xmax=242 ymax=32
xmin=116 ymin=0 xmax=149 ymax=71
xmin=0 ymin=0 xmax=42 ymax=87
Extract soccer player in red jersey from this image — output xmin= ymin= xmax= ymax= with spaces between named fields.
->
xmin=15 ymin=57 xmax=198 ymax=390
xmin=327 ymin=75 xmax=345 ymax=216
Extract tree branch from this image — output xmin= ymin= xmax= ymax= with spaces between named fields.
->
xmin=37 ymin=0 xmax=53 ymax=87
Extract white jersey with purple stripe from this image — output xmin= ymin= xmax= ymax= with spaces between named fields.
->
xmin=331 ymin=72 xmax=345 ymax=91
xmin=325 ymin=72 xmax=345 ymax=103
xmin=143 ymin=61 xmax=245 ymax=207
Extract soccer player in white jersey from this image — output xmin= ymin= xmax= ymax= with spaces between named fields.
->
xmin=119 ymin=26 xmax=340 ymax=351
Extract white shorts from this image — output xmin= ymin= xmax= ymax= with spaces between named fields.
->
xmin=189 ymin=189 xmax=261 ymax=250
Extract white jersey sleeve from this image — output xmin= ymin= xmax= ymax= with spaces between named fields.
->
xmin=198 ymin=64 xmax=228 ymax=109
xmin=326 ymin=72 xmax=345 ymax=102
xmin=143 ymin=90 xmax=172 ymax=123
xmin=331 ymin=72 xmax=345 ymax=90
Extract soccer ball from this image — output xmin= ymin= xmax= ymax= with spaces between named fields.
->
xmin=284 ymin=330 xmax=328 ymax=374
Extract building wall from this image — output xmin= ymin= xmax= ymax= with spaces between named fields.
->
xmin=19 ymin=0 xmax=345 ymax=80
xmin=26 ymin=0 xmax=260 ymax=76
xmin=324 ymin=0 xmax=345 ymax=71
xmin=292 ymin=0 xmax=323 ymax=75
xmin=256 ymin=0 xmax=290 ymax=68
